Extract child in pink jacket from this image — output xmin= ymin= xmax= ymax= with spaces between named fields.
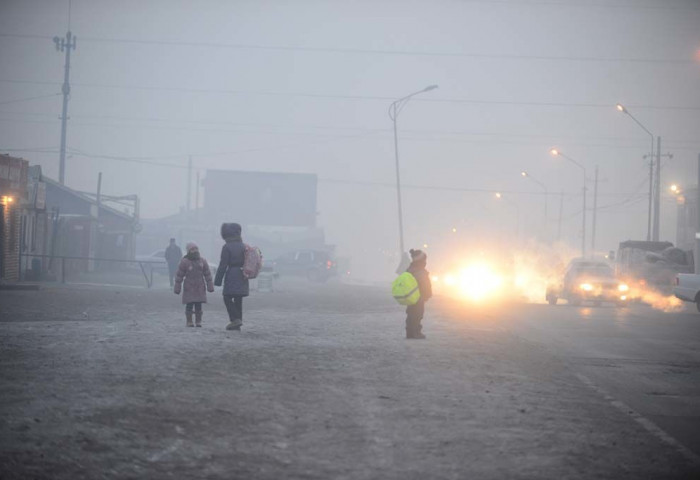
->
xmin=174 ymin=242 xmax=214 ymax=327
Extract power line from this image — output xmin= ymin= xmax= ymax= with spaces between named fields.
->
xmin=2 ymin=109 xmax=700 ymax=147
xmin=3 ymin=144 xmax=654 ymax=201
xmin=0 ymin=32 xmax=694 ymax=64
xmin=3 ymin=116 xmax=700 ymax=153
xmin=455 ymin=0 xmax=700 ymax=9
xmin=0 ymin=93 xmax=60 ymax=106
xmin=2 ymin=78 xmax=698 ymax=112
xmin=60 ymin=149 xmax=657 ymax=199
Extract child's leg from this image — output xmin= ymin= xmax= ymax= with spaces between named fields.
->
xmin=233 ymin=296 xmax=243 ymax=324
xmin=415 ymin=301 xmax=425 ymax=335
xmin=224 ymin=295 xmax=241 ymax=330
xmin=185 ymin=303 xmax=194 ymax=327
xmin=405 ymin=302 xmax=425 ymax=338
xmin=405 ymin=304 xmax=417 ymax=338
xmin=194 ymin=302 xmax=203 ymax=327
xmin=223 ymin=295 xmax=236 ymax=321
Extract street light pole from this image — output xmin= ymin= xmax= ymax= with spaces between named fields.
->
xmin=591 ymin=165 xmax=599 ymax=254
xmin=616 ymin=103 xmax=654 ymax=241
xmin=388 ymin=85 xmax=438 ymax=266
xmin=551 ymin=149 xmax=586 ymax=257
xmin=520 ymin=171 xmax=548 ymax=241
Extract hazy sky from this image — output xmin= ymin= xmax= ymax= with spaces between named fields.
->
xmin=1 ymin=0 xmax=699 ymax=277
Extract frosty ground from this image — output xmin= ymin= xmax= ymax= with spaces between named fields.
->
xmin=1 ymin=279 xmax=698 ymax=479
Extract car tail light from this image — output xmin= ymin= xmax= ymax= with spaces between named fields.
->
xmin=326 ymin=260 xmax=333 ymax=269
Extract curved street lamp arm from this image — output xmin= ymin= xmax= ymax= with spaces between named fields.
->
xmin=388 ymin=85 xmax=438 ymax=121
xmin=558 ymin=152 xmax=586 ymax=174
xmin=527 ymin=175 xmax=548 ymax=193
xmin=622 ymin=109 xmax=654 ymax=140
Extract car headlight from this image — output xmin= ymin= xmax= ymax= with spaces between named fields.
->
xmin=618 ymin=284 xmax=629 ymax=292
xmin=579 ymin=283 xmax=594 ymax=291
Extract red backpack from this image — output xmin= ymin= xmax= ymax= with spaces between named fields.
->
xmin=243 ymin=244 xmax=263 ymax=279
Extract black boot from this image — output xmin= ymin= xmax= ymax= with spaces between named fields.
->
xmin=413 ymin=325 xmax=426 ymax=339
xmin=226 ymin=319 xmax=242 ymax=331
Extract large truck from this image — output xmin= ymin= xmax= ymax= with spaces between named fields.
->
xmin=616 ymin=240 xmax=694 ymax=293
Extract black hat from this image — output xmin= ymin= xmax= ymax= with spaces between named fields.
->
xmin=220 ymin=222 xmax=242 ymax=239
xmin=409 ymin=249 xmax=427 ymax=262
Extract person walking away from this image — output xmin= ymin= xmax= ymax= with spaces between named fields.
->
xmin=214 ymin=223 xmax=250 ymax=331
xmin=165 ymin=238 xmax=182 ymax=287
xmin=173 ymin=242 xmax=214 ymax=327
xmin=406 ymin=248 xmax=432 ymax=339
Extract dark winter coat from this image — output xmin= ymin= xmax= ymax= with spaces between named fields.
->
xmin=214 ymin=239 xmax=249 ymax=297
xmin=165 ymin=244 xmax=182 ymax=267
xmin=174 ymin=257 xmax=214 ymax=304
xmin=407 ymin=261 xmax=432 ymax=303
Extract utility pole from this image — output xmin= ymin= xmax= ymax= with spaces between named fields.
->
xmin=647 ymin=144 xmax=672 ymax=242
xmin=96 ymin=172 xmax=102 ymax=219
xmin=53 ymin=31 xmax=76 ymax=185
xmin=653 ymin=136 xmax=661 ymax=241
xmin=195 ymin=170 xmax=200 ymax=222
xmin=696 ymin=153 xmax=700 ymax=274
xmin=187 ymin=155 xmax=192 ymax=212
xmin=94 ymin=172 xmax=102 ymax=271
xmin=582 ymin=179 xmax=587 ymax=258
xmin=644 ymin=152 xmax=653 ymax=241
xmin=591 ymin=165 xmax=599 ymax=255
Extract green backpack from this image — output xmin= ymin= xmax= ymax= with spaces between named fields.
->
xmin=392 ymin=272 xmax=421 ymax=306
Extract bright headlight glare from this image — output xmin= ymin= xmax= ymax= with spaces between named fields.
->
xmin=618 ymin=284 xmax=629 ymax=292
xmin=580 ymin=283 xmax=594 ymax=291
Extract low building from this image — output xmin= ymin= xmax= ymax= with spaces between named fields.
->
xmin=0 ymin=155 xmax=28 ymax=283
xmin=31 ymin=176 xmax=139 ymax=275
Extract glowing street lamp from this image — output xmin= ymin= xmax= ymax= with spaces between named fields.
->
xmin=669 ymin=184 xmax=686 ymax=204
xmin=550 ymin=148 xmax=587 ymax=257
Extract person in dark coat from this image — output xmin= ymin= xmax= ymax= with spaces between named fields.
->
xmin=405 ymin=248 xmax=432 ymax=339
xmin=214 ymin=223 xmax=250 ymax=331
xmin=164 ymin=238 xmax=182 ymax=287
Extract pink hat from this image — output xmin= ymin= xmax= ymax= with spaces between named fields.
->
xmin=186 ymin=242 xmax=198 ymax=251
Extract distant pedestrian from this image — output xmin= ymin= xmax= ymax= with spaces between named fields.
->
xmin=174 ymin=242 xmax=214 ymax=327
xmin=165 ymin=238 xmax=182 ymax=287
xmin=405 ymin=248 xmax=432 ymax=339
xmin=214 ymin=223 xmax=249 ymax=331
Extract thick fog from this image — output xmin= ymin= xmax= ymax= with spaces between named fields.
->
xmin=1 ymin=0 xmax=699 ymax=282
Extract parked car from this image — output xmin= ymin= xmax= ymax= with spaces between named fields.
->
xmin=272 ymin=249 xmax=337 ymax=282
xmin=135 ymin=249 xmax=168 ymax=274
xmin=673 ymin=273 xmax=700 ymax=312
xmin=546 ymin=258 xmax=629 ymax=306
